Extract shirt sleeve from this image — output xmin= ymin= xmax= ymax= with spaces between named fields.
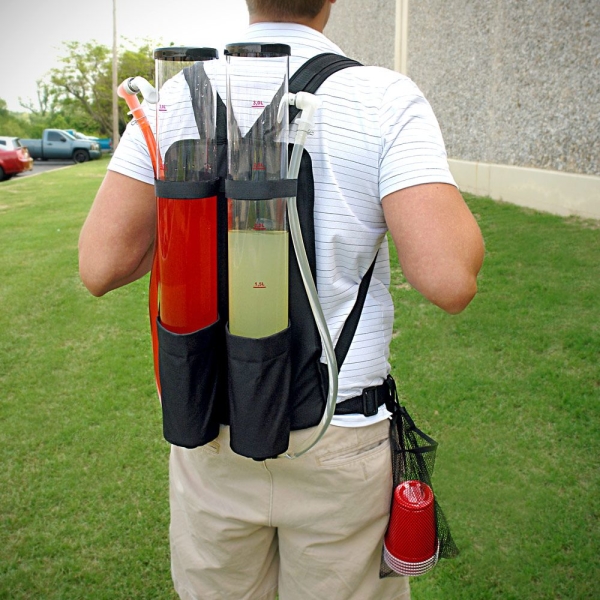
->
xmin=378 ymin=76 xmax=456 ymax=200
xmin=107 ymin=100 xmax=156 ymax=186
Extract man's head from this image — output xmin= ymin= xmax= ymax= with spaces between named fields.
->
xmin=246 ymin=0 xmax=335 ymax=31
xmin=247 ymin=1 xmax=327 ymax=19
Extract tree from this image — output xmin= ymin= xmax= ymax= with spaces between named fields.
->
xmin=96 ymin=39 xmax=156 ymax=134
xmin=0 ymin=99 xmax=28 ymax=137
xmin=34 ymin=40 xmax=156 ymax=137
xmin=19 ymin=80 xmax=57 ymax=118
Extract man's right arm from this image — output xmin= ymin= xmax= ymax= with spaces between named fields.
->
xmin=78 ymin=170 xmax=156 ymax=297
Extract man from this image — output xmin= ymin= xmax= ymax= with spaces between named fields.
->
xmin=79 ymin=1 xmax=484 ymax=598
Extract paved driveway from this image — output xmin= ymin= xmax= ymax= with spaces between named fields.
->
xmin=0 ymin=159 xmax=84 ymax=184
xmin=0 ymin=160 xmax=73 ymax=183
xmin=21 ymin=159 xmax=75 ymax=178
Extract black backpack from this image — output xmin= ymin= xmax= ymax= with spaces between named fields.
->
xmin=155 ymin=53 xmax=393 ymax=460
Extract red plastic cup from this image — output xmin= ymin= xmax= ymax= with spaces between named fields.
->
xmin=384 ymin=480 xmax=438 ymax=576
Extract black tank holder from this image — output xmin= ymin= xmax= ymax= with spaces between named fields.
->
xmin=155 ymin=53 xmax=390 ymax=460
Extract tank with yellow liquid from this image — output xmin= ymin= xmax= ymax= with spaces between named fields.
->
xmin=225 ymin=43 xmax=291 ymax=338
xmin=228 ymin=228 xmax=288 ymax=337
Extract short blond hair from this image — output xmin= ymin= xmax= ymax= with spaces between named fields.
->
xmin=246 ymin=0 xmax=327 ymax=19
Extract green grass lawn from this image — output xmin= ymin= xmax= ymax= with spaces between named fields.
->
xmin=0 ymin=161 xmax=598 ymax=599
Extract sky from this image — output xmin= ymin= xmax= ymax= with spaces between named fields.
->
xmin=0 ymin=0 xmax=249 ymax=112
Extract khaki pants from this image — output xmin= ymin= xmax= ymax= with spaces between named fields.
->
xmin=169 ymin=419 xmax=410 ymax=600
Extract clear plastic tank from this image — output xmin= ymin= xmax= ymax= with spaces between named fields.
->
xmin=154 ymin=47 xmax=219 ymax=334
xmin=225 ymin=43 xmax=290 ymax=338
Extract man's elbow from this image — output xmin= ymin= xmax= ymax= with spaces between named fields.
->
xmin=432 ymin=243 xmax=484 ymax=314
xmin=410 ymin=267 xmax=480 ymax=315
xmin=81 ymin=279 xmax=110 ymax=298
xmin=79 ymin=260 xmax=112 ymax=297
xmin=78 ymin=242 xmax=117 ymax=297
xmin=434 ymin=278 xmax=478 ymax=314
xmin=78 ymin=237 xmax=154 ymax=296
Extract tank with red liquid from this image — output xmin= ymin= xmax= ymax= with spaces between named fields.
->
xmin=154 ymin=47 xmax=220 ymax=334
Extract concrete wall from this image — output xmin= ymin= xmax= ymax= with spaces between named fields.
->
xmin=326 ymin=0 xmax=600 ymax=219
xmin=325 ymin=0 xmax=397 ymax=70
xmin=407 ymin=0 xmax=600 ymax=178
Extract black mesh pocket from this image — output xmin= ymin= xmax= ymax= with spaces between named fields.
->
xmin=157 ymin=319 xmax=221 ymax=448
xmin=380 ymin=378 xmax=459 ymax=578
xmin=226 ymin=325 xmax=292 ymax=460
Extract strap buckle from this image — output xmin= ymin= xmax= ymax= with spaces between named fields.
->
xmin=361 ymin=386 xmax=380 ymax=417
xmin=384 ymin=374 xmax=399 ymax=414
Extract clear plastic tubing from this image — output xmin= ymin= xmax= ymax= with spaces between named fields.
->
xmin=284 ymin=92 xmax=338 ymax=460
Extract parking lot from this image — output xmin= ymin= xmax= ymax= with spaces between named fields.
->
xmin=19 ymin=159 xmax=75 ymax=178
xmin=0 ymin=159 xmax=76 ymax=183
xmin=1 ymin=155 xmax=110 ymax=184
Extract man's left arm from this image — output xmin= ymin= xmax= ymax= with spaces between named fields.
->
xmin=382 ymin=182 xmax=484 ymax=314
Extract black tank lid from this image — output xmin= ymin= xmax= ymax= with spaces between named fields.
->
xmin=153 ymin=47 xmax=219 ymax=61
xmin=224 ymin=43 xmax=291 ymax=58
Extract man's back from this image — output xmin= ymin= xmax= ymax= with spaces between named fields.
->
xmin=110 ymin=22 xmax=457 ymax=416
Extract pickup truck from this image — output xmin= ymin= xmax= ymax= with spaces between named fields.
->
xmin=65 ymin=130 xmax=112 ymax=153
xmin=20 ymin=129 xmax=102 ymax=163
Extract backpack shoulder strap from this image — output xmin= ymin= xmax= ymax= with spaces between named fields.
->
xmin=288 ymin=53 xmax=362 ymax=122
xmin=335 ymin=251 xmax=379 ymax=369
xmin=287 ymin=53 xmax=378 ymax=372
xmin=183 ymin=62 xmax=215 ymax=141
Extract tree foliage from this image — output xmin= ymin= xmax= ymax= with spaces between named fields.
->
xmin=11 ymin=77 xmax=96 ymax=138
xmin=22 ymin=40 xmax=156 ymax=137
xmin=47 ymin=41 xmax=112 ymax=134
xmin=0 ymin=99 xmax=28 ymax=137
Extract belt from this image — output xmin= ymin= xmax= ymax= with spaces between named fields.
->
xmin=334 ymin=376 xmax=394 ymax=417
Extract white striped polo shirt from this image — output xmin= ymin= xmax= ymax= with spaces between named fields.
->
xmin=109 ymin=22 xmax=456 ymax=427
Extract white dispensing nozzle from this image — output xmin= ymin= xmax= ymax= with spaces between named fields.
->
xmin=119 ymin=76 xmax=158 ymax=104
xmin=278 ymin=92 xmax=322 ymax=128
xmin=293 ymin=92 xmax=321 ymax=129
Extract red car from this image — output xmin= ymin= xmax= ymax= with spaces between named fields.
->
xmin=0 ymin=136 xmax=34 ymax=181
